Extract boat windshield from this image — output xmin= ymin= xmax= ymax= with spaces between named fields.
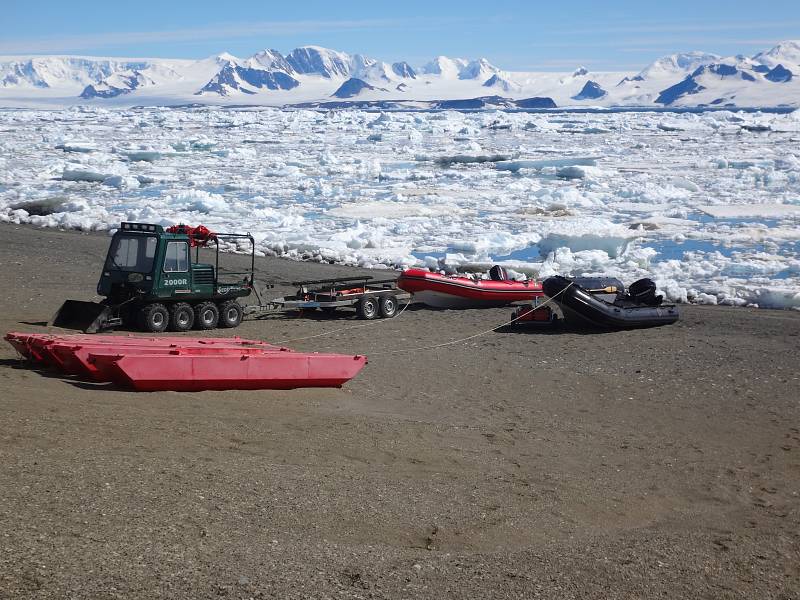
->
xmin=105 ymin=234 xmax=158 ymax=273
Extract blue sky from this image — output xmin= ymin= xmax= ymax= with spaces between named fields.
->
xmin=3 ymin=0 xmax=799 ymax=71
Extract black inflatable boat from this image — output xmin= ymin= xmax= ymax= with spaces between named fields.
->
xmin=543 ymin=275 xmax=679 ymax=329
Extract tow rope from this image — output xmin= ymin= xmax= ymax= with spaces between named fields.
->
xmin=366 ymin=281 xmax=573 ymax=356
xmin=272 ymin=281 xmax=573 ymax=356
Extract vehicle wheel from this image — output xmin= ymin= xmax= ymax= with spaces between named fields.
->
xmin=217 ymin=300 xmax=243 ymax=328
xmin=357 ymin=296 xmax=379 ymax=320
xmin=139 ymin=303 xmax=169 ymax=333
xmin=169 ymin=302 xmax=195 ymax=332
xmin=193 ymin=301 xmax=219 ymax=330
xmin=379 ymin=295 xmax=398 ymax=318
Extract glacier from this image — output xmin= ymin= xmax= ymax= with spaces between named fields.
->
xmin=0 ymin=105 xmax=798 ymax=309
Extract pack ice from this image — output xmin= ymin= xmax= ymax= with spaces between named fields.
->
xmin=0 ymin=106 xmax=798 ymax=310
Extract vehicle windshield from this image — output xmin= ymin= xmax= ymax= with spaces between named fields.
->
xmin=105 ymin=234 xmax=158 ymax=273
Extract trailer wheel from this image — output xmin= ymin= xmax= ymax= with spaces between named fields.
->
xmin=379 ymin=295 xmax=398 ymax=318
xmin=217 ymin=300 xmax=243 ymax=328
xmin=140 ymin=303 xmax=169 ymax=333
xmin=193 ymin=301 xmax=219 ymax=330
xmin=169 ymin=302 xmax=195 ymax=332
xmin=357 ymin=297 xmax=379 ymax=320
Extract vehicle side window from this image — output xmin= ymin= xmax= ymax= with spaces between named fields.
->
xmin=113 ymin=238 xmax=138 ymax=267
xmin=164 ymin=241 xmax=188 ymax=272
xmin=145 ymin=236 xmax=157 ymax=259
xmin=106 ymin=235 xmax=158 ymax=272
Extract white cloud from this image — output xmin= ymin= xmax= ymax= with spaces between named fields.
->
xmin=0 ymin=18 xmax=405 ymax=54
xmin=552 ymin=19 xmax=800 ymax=36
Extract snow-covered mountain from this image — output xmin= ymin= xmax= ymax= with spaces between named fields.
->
xmin=1 ymin=41 xmax=798 ymax=108
xmin=651 ymin=46 xmax=800 ymax=107
xmin=0 ymin=56 xmax=149 ymax=88
xmin=483 ymin=73 xmax=521 ymax=94
xmin=285 ymin=46 xmax=351 ymax=78
xmin=633 ymin=51 xmax=723 ymax=82
xmin=421 ymin=56 xmax=469 ymax=77
xmin=752 ymin=40 xmax=800 ymax=70
xmin=572 ymin=81 xmax=607 ymax=101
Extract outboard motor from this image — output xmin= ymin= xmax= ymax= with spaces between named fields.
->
xmin=489 ymin=265 xmax=509 ymax=281
xmin=628 ymin=278 xmax=663 ymax=306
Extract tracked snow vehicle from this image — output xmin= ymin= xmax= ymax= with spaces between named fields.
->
xmin=52 ymin=222 xmax=255 ymax=333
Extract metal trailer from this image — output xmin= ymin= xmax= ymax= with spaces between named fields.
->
xmin=248 ymin=275 xmax=410 ymax=320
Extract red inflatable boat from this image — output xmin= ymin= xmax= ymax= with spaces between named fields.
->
xmin=397 ymin=267 xmax=544 ymax=308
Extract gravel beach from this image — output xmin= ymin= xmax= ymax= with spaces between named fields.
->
xmin=1 ymin=223 xmax=798 ymax=599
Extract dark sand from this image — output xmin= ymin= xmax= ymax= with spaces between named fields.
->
xmin=1 ymin=223 xmax=798 ymax=599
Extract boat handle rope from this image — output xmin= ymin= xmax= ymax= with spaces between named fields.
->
xmin=366 ymin=281 xmax=573 ymax=356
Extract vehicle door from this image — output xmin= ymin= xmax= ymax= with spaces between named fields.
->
xmin=159 ymin=240 xmax=192 ymax=297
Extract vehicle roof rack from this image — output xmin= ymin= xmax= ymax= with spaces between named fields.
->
xmin=120 ymin=222 xmax=164 ymax=233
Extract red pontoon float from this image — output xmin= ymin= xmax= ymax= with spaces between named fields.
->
xmin=88 ymin=349 xmax=280 ymax=385
xmin=397 ymin=267 xmax=544 ymax=308
xmin=75 ymin=344 xmax=283 ymax=381
xmin=49 ymin=338 xmax=283 ymax=378
xmin=97 ymin=351 xmax=367 ymax=392
xmin=4 ymin=332 xmax=366 ymax=391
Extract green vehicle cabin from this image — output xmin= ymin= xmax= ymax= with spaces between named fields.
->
xmin=53 ymin=222 xmax=255 ymax=333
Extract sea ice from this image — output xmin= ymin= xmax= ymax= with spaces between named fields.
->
xmin=0 ymin=105 xmax=797 ymax=308
xmin=699 ymin=204 xmax=800 ymax=218
xmin=495 ymin=156 xmax=599 ymax=172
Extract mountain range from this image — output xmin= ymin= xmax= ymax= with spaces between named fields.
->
xmin=0 ymin=41 xmax=798 ymax=109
